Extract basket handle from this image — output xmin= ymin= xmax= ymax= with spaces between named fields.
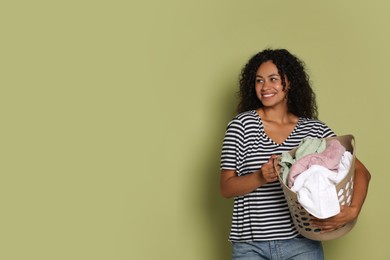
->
xmin=273 ymin=156 xmax=282 ymax=177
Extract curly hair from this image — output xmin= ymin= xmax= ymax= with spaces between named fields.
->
xmin=237 ymin=49 xmax=318 ymax=119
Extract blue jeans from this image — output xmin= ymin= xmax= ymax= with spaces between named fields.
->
xmin=232 ymin=236 xmax=323 ymax=260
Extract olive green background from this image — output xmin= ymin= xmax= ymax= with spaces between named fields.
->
xmin=1 ymin=0 xmax=388 ymax=259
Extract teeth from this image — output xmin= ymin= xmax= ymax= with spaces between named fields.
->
xmin=263 ymin=93 xmax=275 ymax=97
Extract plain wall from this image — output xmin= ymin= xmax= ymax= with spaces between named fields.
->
xmin=1 ymin=0 xmax=388 ymax=259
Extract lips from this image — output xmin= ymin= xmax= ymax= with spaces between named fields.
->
xmin=262 ymin=93 xmax=276 ymax=98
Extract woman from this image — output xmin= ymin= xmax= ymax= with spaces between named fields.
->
xmin=220 ymin=49 xmax=371 ymax=259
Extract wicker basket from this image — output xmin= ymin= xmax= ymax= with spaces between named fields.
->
xmin=277 ymin=135 xmax=357 ymax=241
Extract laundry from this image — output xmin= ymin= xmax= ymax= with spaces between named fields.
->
xmin=295 ymin=138 xmax=327 ymax=160
xmin=287 ymin=139 xmax=346 ymax=188
xmin=279 ymin=138 xmax=327 ymax=185
xmin=291 ymin=151 xmax=352 ymax=219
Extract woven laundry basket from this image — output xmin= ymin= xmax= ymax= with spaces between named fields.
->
xmin=277 ymin=135 xmax=357 ymax=241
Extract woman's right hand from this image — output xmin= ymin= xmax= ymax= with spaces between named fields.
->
xmin=260 ymin=155 xmax=280 ymax=183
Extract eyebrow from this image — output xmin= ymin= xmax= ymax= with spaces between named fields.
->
xmin=256 ymin=73 xmax=280 ymax=78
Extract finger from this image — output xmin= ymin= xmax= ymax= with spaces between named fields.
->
xmin=320 ymin=228 xmax=337 ymax=233
xmin=264 ymin=158 xmax=274 ymax=167
xmin=311 ymin=220 xmax=330 ymax=227
xmin=321 ymin=223 xmax=345 ymax=232
xmin=268 ymin=155 xmax=278 ymax=164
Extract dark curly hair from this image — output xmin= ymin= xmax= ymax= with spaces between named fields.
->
xmin=237 ymin=49 xmax=318 ymax=119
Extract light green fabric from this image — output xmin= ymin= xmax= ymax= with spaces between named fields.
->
xmin=279 ymin=138 xmax=327 ymax=185
xmin=279 ymin=152 xmax=294 ymax=185
xmin=295 ymin=138 xmax=326 ymax=160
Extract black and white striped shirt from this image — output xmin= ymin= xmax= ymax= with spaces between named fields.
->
xmin=220 ymin=110 xmax=335 ymax=241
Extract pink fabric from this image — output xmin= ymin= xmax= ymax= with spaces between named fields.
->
xmin=287 ymin=139 xmax=346 ymax=187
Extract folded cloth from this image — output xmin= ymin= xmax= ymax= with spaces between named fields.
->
xmin=291 ymin=151 xmax=353 ymax=219
xmin=288 ymin=139 xmax=345 ymax=187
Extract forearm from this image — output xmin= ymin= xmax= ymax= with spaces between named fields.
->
xmin=220 ymin=156 xmax=280 ymax=198
xmin=349 ymin=158 xmax=371 ymax=218
xmin=220 ymin=170 xmax=266 ymax=198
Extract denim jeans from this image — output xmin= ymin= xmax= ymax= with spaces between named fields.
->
xmin=232 ymin=236 xmax=324 ymax=260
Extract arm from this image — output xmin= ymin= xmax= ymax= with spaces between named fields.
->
xmin=220 ymin=155 xmax=280 ymax=198
xmin=348 ymin=158 xmax=371 ymax=216
xmin=311 ymin=158 xmax=371 ymax=231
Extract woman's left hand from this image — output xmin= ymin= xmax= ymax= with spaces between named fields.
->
xmin=310 ymin=206 xmax=359 ymax=233
xmin=311 ymin=158 xmax=370 ymax=233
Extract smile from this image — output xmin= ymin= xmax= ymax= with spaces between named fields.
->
xmin=262 ymin=93 xmax=276 ymax=98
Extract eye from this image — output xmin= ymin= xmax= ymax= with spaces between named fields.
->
xmin=270 ymin=77 xmax=278 ymax=82
xmin=256 ymin=78 xmax=264 ymax=84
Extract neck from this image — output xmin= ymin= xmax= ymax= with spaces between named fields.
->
xmin=257 ymin=107 xmax=296 ymax=124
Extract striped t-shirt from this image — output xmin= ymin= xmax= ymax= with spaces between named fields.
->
xmin=220 ymin=110 xmax=335 ymax=241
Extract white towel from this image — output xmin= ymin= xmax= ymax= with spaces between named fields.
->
xmin=291 ymin=151 xmax=352 ymax=219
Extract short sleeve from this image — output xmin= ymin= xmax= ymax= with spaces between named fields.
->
xmin=220 ymin=118 xmax=245 ymax=170
xmin=319 ymin=121 xmax=336 ymax=138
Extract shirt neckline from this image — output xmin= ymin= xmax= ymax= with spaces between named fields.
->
xmin=253 ymin=110 xmax=302 ymax=146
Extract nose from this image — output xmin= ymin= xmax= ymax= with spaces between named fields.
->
xmin=261 ymin=80 xmax=271 ymax=90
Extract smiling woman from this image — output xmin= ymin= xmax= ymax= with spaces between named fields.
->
xmin=219 ymin=49 xmax=371 ymax=260
xmin=255 ymin=61 xmax=288 ymax=108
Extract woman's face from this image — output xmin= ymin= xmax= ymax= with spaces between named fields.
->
xmin=255 ymin=61 xmax=288 ymax=108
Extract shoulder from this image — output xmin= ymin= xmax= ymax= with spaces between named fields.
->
xmin=298 ymin=118 xmax=335 ymax=138
xmin=229 ymin=110 xmax=258 ymax=125
xmin=299 ymin=117 xmax=328 ymax=126
xmin=225 ymin=110 xmax=259 ymax=134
